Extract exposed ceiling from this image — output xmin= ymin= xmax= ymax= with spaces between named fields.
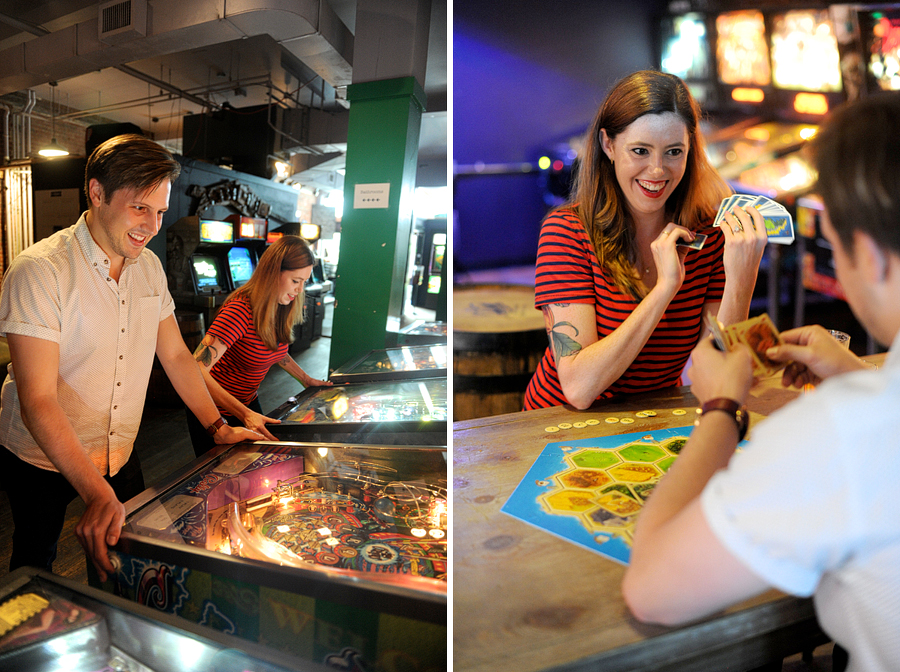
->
xmin=0 ymin=0 xmax=447 ymax=187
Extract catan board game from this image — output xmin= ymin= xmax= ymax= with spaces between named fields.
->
xmin=501 ymin=426 xmax=695 ymax=565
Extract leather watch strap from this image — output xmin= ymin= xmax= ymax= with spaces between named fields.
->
xmin=206 ymin=416 xmax=228 ymax=437
xmin=698 ymin=397 xmax=749 ymax=442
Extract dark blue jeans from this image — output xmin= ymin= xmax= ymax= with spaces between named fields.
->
xmin=0 ymin=446 xmax=144 ymax=573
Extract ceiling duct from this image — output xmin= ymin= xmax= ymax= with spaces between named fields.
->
xmin=0 ymin=0 xmax=353 ymax=97
xmin=98 ymin=0 xmax=148 ymax=45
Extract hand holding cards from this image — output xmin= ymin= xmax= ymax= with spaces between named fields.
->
xmin=676 ymin=233 xmax=708 ymax=250
xmin=705 ymin=312 xmax=787 ymax=377
xmin=714 ymin=194 xmax=795 ymax=244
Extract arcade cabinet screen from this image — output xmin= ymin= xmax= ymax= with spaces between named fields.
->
xmin=715 ymin=10 xmax=771 ymax=86
xmin=660 ymin=13 xmax=710 ymax=81
xmin=427 ymin=234 xmax=446 ymax=295
xmin=228 ymin=246 xmax=254 ymax=288
xmin=770 ymin=10 xmax=842 ymax=92
xmin=199 ymin=220 xmax=234 ymax=244
xmin=862 ymin=10 xmax=900 ymax=90
xmin=238 ymin=219 xmax=267 ymax=240
xmin=192 ymin=254 xmax=223 ymax=293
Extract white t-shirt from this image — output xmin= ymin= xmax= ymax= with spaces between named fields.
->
xmin=0 ymin=216 xmax=174 ymax=476
xmin=702 ymin=336 xmax=900 ymax=672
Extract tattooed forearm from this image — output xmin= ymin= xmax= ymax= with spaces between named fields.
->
xmin=542 ymin=304 xmax=582 ymax=362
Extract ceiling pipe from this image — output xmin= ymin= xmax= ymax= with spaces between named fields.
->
xmin=0 ymin=0 xmax=353 ymax=97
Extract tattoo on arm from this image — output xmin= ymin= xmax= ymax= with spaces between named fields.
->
xmin=543 ymin=304 xmax=582 ymax=363
xmin=193 ymin=338 xmax=219 ymax=368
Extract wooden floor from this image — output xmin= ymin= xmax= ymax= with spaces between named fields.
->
xmin=0 ymin=309 xmax=333 ymax=587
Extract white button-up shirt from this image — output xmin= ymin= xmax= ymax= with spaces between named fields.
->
xmin=0 ymin=214 xmax=174 ymax=476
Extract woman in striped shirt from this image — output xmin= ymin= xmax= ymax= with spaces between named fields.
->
xmin=187 ymin=235 xmax=331 ymax=456
xmin=524 ymin=71 xmax=768 ymax=410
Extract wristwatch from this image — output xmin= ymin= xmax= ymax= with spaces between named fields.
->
xmin=697 ymin=398 xmax=749 ymax=442
xmin=206 ymin=416 xmax=228 ymax=437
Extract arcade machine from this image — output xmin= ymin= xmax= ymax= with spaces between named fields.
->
xmin=701 ymin=8 xmax=827 ymax=188
xmin=0 ymin=568 xmax=324 ymax=672
xmin=658 ymin=10 xmax=719 ymax=112
xmin=223 ymin=214 xmax=267 ymax=286
xmin=792 ymin=5 xmax=897 ymax=347
xmin=92 ymin=440 xmax=447 ymax=672
xmin=660 ymin=6 xmax=855 ymax=328
xmin=166 ymin=216 xmax=238 ymax=330
xmin=410 ymin=219 xmax=447 ymax=313
xmin=857 ymin=6 xmax=900 ymax=93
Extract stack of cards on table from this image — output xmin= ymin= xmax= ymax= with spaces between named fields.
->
xmin=705 ymin=312 xmax=787 ymax=377
xmin=714 ymin=194 xmax=795 ymax=244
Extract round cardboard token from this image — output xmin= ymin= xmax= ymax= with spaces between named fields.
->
xmin=634 ymin=411 xmax=647 ymax=418
xmin=605 ymin=417 xmax=620 ymax=424
xmin=558 ymin=422 xmax=573 ymax=430
xmin=641 ymin=410 xmax=658 ymax=417
xmin=585 ymin=419 xmax=600 ymax=425
xmin=573 ymin=422 xmax=587 ymax=428
xmin=545 ymin=426 xmax=560 ymax=433
xmin=620 ymin=417 xmax=635 ymax=424
xmin=672 ymin=409 xmax=687 ymax=416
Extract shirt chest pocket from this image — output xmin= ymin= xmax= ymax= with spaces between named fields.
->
xmin=138 ymin=296 xmax=161 ymax=341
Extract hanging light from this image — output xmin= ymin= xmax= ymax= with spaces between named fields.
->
xmin=39 ymin=82 xmax=69 ymax=158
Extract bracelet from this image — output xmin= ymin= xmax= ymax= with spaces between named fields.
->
xmin=206 ymin=416 xmax=228 ymax=437
xmin=696 ymin=398 xmax=749 ymax=442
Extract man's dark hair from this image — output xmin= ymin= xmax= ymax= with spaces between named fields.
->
xmin=810 ymin=92 xmax=900 ymax=255
xmin=84 ymin=133 xmax=181 ymax=204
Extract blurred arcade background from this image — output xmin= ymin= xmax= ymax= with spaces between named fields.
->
xmin=453 ymin=0 xmax=898 ymax=421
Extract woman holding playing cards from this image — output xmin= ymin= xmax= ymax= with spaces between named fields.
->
xmin=524 ymin=70 xmax=769 ymax=410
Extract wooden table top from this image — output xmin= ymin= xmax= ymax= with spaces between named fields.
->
xmin=453 ymin=354 xmax=886 ymax=672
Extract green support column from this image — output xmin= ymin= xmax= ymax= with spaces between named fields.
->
xmin=329 ymin=76 xmax=426 ymax=371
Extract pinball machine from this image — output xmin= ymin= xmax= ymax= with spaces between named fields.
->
xmin=93 ymin=441 xmax=447 ymax=671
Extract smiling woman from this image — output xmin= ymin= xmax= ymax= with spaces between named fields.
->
xmin=184 ymin=235 xmax=332 ymax=456
xmin=523 ymin=70 xmax=769 ymax=411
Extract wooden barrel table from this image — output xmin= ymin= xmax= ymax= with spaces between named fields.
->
xmin=453 ymin=284 xmax=547 ymax=421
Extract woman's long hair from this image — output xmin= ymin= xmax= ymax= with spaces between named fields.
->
xmin=227 ymin=235 xmax=315 ymax=350
xmin=571 ymin=70 xmax=730 ymax=299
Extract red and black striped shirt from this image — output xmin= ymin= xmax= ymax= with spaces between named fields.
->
xmin=207 ymin=296 xmax=289 ymax=406
xmin=524 ymin=208 xmax=725 ymax=410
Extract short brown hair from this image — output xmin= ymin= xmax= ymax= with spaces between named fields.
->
xmin=84 ymin=133 xmax=181 ymax=204
xmin=810 ymin=92 xmax=900 ymax=256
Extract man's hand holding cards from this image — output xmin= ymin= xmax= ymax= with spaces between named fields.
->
xmin=714 ymin=194 xmax=795 ymax=244
xmin=705 ymin=312 xmax=788 ymax=377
